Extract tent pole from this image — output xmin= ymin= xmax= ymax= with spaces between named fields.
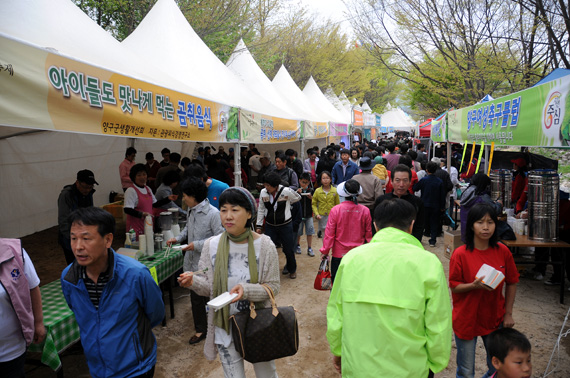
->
xmin=233 ymin=109 xmax=242 ymax=187
xmin=234 ymin=142 xmax=242 ymax=187
xmin=447 ymin=142 xmax=452 ymax=173
xmin=484 ymin=144 xmax=490 ymax=174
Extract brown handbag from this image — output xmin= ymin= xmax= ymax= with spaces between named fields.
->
xmin=230 ymin=284 xmax=299 ymax=363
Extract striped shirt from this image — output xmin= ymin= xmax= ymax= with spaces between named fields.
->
xmin=80 ymin=252 xmax=113 ymax=309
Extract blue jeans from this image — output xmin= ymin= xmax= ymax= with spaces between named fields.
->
xmin=265 ymin=222 xmax=296 ymax=274
xmin=455 ymin=333 xmax=495 ymax=378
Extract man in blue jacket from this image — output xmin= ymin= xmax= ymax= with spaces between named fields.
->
xmin=61 ymin=207 xmax=164 ymax=378
xmin=331 ymin=149 xmax=359 ymax=185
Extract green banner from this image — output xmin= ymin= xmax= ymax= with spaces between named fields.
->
xmin=430 ymin=117 xmax=447 ymax=143
xmin=447 ymin=75 xmax=570 ymax=147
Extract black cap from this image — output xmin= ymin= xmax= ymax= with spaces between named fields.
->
xmin=77 ymin=170 xmax=98 ymax=185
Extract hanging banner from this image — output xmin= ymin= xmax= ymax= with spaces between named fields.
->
xmin=447 ymin=74 xmax=570 ymax=146
xmin=430 ymin=116 xmax=447 ymax=143
xmin=239 ymin=110 xmax=299 ymax=143
xmin=363 ymin=113 xmax=376 ymax=127
xmin=330 ymin=123 xmax=349 ymax=136
xmin=363 ymin=128 xmax=372 ymax=140
xmin=303 ymin=121 xmax=328 ymax=139
xmin=375 ymin=114 xmax=381 ymax=127
xmin=0 ymin=35 xmax=230 ymax=141
xmin=371 ymin=128 xmax=377 ymax=139
xmin=353 ymin=109 xmax=364 ymax=126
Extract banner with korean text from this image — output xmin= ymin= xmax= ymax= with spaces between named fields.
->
xmin=0 ymin=35 xmax=229 ymax=141
xmin=353 ymin=109 xmax=364 ymax=126
xmin=447 ymin=74 xmax=570 ymax=147
xmin=303 ymin=121 xmax=328 ymax=139
xmin=239 ymin=110 xmax=300 ymax=143
xmin=330 ymin=123 xmax=349 ymax=136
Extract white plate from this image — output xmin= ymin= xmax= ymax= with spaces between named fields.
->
xmin=172 ymin=244 xmax=188 ymax=250
xmin=207 ymin=292 xmax=238 ymax=311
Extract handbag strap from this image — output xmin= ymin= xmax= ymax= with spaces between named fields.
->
xmin=250 ymin=284 xmax=279 ymax=319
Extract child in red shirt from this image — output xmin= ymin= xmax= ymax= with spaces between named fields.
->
xmin=449 ymin=203 xmax=519 ymax=378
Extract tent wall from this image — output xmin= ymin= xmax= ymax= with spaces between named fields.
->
xmin=0 ymin=131 xmax=193 ymax=238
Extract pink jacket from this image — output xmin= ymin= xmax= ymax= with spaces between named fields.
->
xmin=0 ymin=238 xmax=34 ymax=346
xmin=320 ymin=201 xmax=373 ymax=258
xmin=119 ymin=159 xmax=135 ymax=189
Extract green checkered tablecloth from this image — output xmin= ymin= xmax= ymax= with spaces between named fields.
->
xmin=138 ymin=249 xmax=183 ymax=284
xmin=28 ymin=250 xmax=183 ymax=372
xmin=28 ymin=279 xmax=79 ymax=371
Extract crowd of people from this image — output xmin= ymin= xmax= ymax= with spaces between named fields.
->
xmin=8 ymin=137 xmax=565 ymax=378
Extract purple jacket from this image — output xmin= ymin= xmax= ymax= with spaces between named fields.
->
xmin=0 ymin=238 xmax=34 ymax=346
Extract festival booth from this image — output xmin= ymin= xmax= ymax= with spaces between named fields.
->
xmin=0 ymin=0 xmax=228 ymax=237
xmin=226 ymin=40 xmax=330 ymax=161
xmin=0 ymin=0 xmax=333 ymax=238
xmin=446 ymin=71 xmax=570 ymax=303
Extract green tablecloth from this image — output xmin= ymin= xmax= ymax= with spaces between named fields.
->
xmin=28 ymin=279 xmax=78 ymax=371
xmin=28 ymin=249 xmax=183 ymax=372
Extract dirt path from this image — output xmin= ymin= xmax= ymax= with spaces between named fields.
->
xmin=22 ymin=224 xmax=570 ymax=377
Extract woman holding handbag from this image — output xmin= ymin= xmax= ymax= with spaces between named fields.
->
xmin=178 ymin=187 xmax=280 ymax=378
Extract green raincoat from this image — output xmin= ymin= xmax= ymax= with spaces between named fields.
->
xmin=326 ymin=227 xmax=452 ymax=377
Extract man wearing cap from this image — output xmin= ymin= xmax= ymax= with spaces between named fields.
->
xmin=352 ymin=156 xmax=384 ymax=215
xmin=57 ymin=170 xmax=98 ymax=265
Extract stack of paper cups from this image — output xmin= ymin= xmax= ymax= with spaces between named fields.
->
xmin=144 ymin=215 xmax=154 ymax=256
xmin=172 ymin=224 xmax=181 ymax=237
xmin=138 ymin=234 xmax=146 ymax=257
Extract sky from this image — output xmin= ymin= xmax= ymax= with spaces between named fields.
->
xmin=298 ymin=0 xmax=354 ymax=37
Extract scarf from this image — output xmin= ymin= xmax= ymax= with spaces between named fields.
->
xmin=213 ymin=229 xmax=258 ymax=334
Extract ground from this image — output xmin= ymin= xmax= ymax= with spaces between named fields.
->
xmin=23 ymin=220 xmax=570 ymax=378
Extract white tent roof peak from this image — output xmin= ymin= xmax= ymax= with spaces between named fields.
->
xmin=226 ymin=39 xmax=302 ymax=119
xmin=361 ymin=101 xmax=372 ymax=113
xmin=303 ymin=77 xmax=349 ymax=123
xmin=0 ymin=0 xmax=185 ymax=91
xmin=271 ymin=65 xmax=328 ymax=122
xmin=122 ymin=0 xmax=294 ymax=118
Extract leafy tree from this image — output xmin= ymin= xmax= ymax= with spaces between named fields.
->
xmin=345 ymin=0 xmax=559 ymax=117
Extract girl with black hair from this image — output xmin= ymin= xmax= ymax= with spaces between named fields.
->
xmin=459 ymin=172 xmax=503 ymax=242
xmin=449 ymin=203 xmax=519 ymax=378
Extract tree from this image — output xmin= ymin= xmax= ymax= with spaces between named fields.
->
xmin=346 ymin=0 xmax=560 ymax=117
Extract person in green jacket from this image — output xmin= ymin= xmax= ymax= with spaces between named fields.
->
xmin=326 ymin=198 xmax=452 ymax=378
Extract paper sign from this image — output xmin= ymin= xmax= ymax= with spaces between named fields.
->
xmin=150 ymin=266 xmax=158 ymax=285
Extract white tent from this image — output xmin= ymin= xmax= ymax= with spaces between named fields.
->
xmin=0 ymin=0 xmax=206 ymax=238
xmin=303 ymin=77 xmax=349 ymax=124
xmin=380 ymin=103 xmax=416 ymax=132
xmin=361 ymin=101 xmax=372 ymax=113
xmin=271 ymin=65 xmax=328 ymax=123
xmin=226 ymin=40 xmax=307 ymax=120
xmin=122 ymin=0 xmax=295 ymax=120
xmin=324 ymin=86 xmax=344 ymax=114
